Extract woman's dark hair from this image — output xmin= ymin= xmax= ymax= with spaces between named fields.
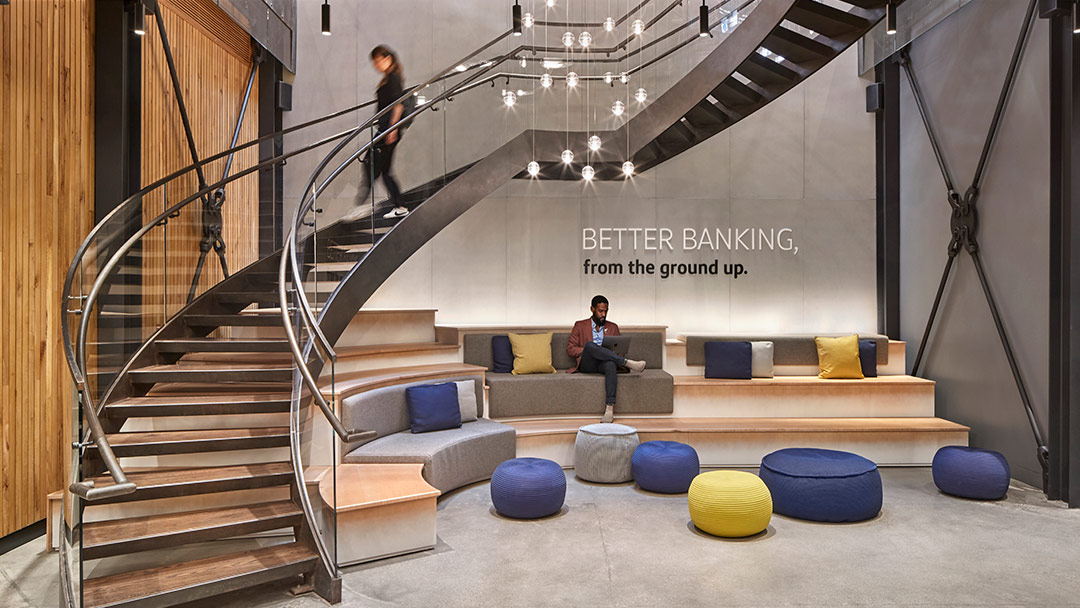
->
xmin=370 ymin=45 xmax=403 ymax=82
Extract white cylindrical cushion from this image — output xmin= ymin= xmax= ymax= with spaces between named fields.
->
xmin=574 ymin=423 xmax=640 ymax=483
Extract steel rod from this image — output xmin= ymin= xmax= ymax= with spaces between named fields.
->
xmin=911 ymin=252 xmax=957 ymax=376
xmin=899 ymin=51 xmax=958 ymax=196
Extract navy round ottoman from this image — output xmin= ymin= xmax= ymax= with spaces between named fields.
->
xmin=932 ymin=446 xmax=1010 ymax=500
xmin=490 ymin=458 xmax=566 ymax=519
xmin=631 ymin=441 xmax=700 ymax=493
xmin=759 ymin=448 xmax=882 ymax=523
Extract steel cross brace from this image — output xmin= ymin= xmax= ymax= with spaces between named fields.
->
xmin=900 ymin=0 xmax=1050 ymax=490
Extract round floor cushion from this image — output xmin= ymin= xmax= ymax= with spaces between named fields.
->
xmin=490 ymin=458 xmax=567 ymax=519
xmin=932 ymin=446 xmax=1010 ymax=500
xmin=688 ymin=471 xmax=772 ymax=537
xmin=574 ymin=423 xmax=640 ymax=483
xmin=632 ymin=441 xmax=700 ymax=493
xmin=759 ymin=448 xmax=882 ymax=523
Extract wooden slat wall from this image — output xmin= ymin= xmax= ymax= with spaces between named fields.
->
xmin=0 ymin=0 xmax=95 ymax=538
xmin=141 ymin=0 xmax=259 ymax=328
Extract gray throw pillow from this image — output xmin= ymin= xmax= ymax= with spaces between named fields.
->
xmin=455 ymin=380 xmax=479 ymax=422
xmin=750 ymin=342 xmax=774 ymax=378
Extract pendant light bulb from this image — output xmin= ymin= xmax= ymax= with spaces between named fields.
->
xmin=513 ymin=2 xmax=523 ymax=36
xmin=527 ymin=161 xmax=541 ymax=177
xmin=523 ymin=12 xmax=535 ymax=28
xmin=561 ymin=149 xmax=575 ymax=164
xmin=521 ymin=57 xmax=528 ymax=68
xmin=604 ymin=17 xmax=616 ymax=32
xmin=886 ymin=2 xmax=897 ymax=35
xmin=588 ymin=135 xmax=602 ymax=151
xmin=635 ymin=87 xmax=648 ymax=103
xmin=699 ymin=1 xmax=710 ymax=38
xmin=582 ymin=165 xmax=595 ymax=181
xmin=563 ymin=32 xmax=575 ymax=47
xmin=612 ymin=100 xmax=625 ymax=116
xmin=579 ymin=31 xmax=593 ymax=48
xmin=321 ymin=0 xmax=331 ymax=36
xmin=546 ymin=0 xmax=555 ymax=6
xmin=620 ymin=72 xmax=630 ymax=84
xmin=604 ymin=72 xmax=614 ymax=84
xmin=133 ymin=1 xmax=147 ymax=36
xmin=632 ymin=19 xmax=645 ymax=36
xmin=540 ymin=73 xmax=553 ymax=88
xmin=622 ymin=161 xmax=635 ymax=177
xmin=566 ymin=72 xmax=578 ymax=87
xmin=502 ymin=90 xmax=517 ymax=107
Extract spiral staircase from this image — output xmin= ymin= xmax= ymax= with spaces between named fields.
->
xmin=60 ymin=1 xmax=888 ymax=606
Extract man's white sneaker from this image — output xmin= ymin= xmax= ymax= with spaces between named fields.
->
xmin=382 ymin=206 xmax=409 ymax=219
xmin=625 ymin=359 xmax=646 ymax=373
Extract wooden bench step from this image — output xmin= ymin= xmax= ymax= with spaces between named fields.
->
xmin=82 ymin=542 xmax=317 ymax=608
xmin=322 ymin=363 xmax=487 ymax=400
xmin=508 ymin=417 xmax=968 ymax=437
xmin=84 ymin=463 xmax=295 ymax=505
xmin=82 ymin=501 xmax=302 ymax=560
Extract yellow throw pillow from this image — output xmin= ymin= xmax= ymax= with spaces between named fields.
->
xmin=815 ymin=335 xmax=865 ymax=379
xmin=508 ymin=332 xmax=557 ymax=375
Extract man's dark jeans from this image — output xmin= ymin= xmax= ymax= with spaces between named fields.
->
xmin=578 ymin=342 xmax=628 ymax=405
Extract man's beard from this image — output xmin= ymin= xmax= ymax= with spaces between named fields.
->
xmin=592 ymin=315 xmax=605 ymax=326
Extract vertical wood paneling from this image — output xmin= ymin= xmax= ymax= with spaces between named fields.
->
xmin=0 ymin=0 xmax=95 ymax=538
xmin=141 ymin=0 xmax=259 ymax=329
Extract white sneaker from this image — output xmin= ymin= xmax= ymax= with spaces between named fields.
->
xmin=382 ymin=207 xmax=409 ymax=219
xmin=625 ymin=359 xmax=646 ymax=373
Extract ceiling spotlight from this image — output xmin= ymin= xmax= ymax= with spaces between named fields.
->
xmin=523 ymin=12 xmax=535 ymax=28
xmin=133 ymin=0 xmax=147 ymax=35
xmin=588 ymin=135 xmax=602 ymax=151
xmin=563 ymin=32 xmax=575 ymax=47
xmin=566 ymin=72 xmax=578 ymax=87
xmin=635 ymin=87 xmax=648 ymax=103
xmin=622 ymin=161 xmax=635 ymax=177
xmin=582 ymin=165 xmax=595 ymax=181
xmin=321 ymin=1 xmax=331 ymax=36
xmin=513 ymin=1 xmax=523 ymax=36
xmin=561 ymin=149 xmax=575 ymax=164
xmin=699 ymin=1 xmax=710 ymax=38
xmin=886 ymin=1 xmax=897 ymax=35
xmin=604 ymin=72 xmax=614 ymax=84
xmin=528 ymin=161 xmax=541 ymax=177
xmin=540 ymin=73 xmax=553 ymax=87
xmin=502 ymin=90 xmax=517 ymax=107
xmin=604 ymin=17 xmax=616 ymax=32
xmin=620 ymin=72 xmax=630 ymax=84
xmin=632 ymin=19 xmax=645 ymax=36
xmin=612 ymin=100 xmax=625 ymax=116
xmin=579 ymin=31 xmax=593 ymax=47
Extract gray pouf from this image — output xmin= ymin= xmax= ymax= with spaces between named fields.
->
xmin=574 ymin=423 xmax=640 ymax=483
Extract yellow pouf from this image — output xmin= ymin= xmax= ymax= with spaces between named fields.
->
xmin=688 ymin=471 xmax=772 ymax=538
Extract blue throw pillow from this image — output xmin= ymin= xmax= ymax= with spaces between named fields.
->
xmin=405 ymin=383 xmax=462 ymax=434
xmin=859 ymin=339 xmax=878 ymax=378
xmin=492 ymin=335 xmax=513 ymax=373
xmin=704 ymin=341 xmax=752 ymax=379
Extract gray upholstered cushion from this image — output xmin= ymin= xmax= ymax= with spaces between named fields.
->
xmin=455 ymin=380 xmax=478 ymax=422
xmin=486 ymin=370 xmax=673 ymax=418
xmin=342 ymin=418 xmax=517 ymax=493
xmin=464 ymin=331 xmax=665 ymax=371
xmin=574 ymin=423 xmax=640 ymax=483
xmin=684 ymin=333 xmax=889 ymax=367
xmin=339 ymin=375 xmax=484 ymax=454
xmin=750 ymin=342 xmax=774 ymax=378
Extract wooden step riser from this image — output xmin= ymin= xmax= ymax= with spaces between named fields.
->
xmin=326 ymin=350 xmax=461 ymax=376
xmin=83 ymin=513 xmax=302 ymax=561
xmin=120 ymin=415 xmax=291 ymax=433
xmin=156 ymin=341 xmax=291 ymax=354
xmin=99 ymin=437 xmax=289 ymax=458
xmin=672 ymin=384 xmax=935 ymax=418
xmin=337 ymin=309 xmax=437 ymax=347
xmin=87 ymin=476 xmax=293 ymax=507
xmin=663 ymin=341 xmax=909 ymax=376
xmin=107 ymin=402 xmax=291 ymax=418
xmin=517 ymin=429 xmax=969 ymax=469
xmin=129 ymin=370 xmax=293 ymax=384
xmin=185 ymin=316 xmax=283 ymax=328
xmin=118 ymin=448 xmax=292 ymax=470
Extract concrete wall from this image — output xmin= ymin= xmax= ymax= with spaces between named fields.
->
xmin=898 ymin=0 xmax=1050 ymax=485
xmin=285 ymin=0 xmax=878 ymax=338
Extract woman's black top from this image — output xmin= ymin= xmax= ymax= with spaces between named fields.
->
xmin=376 ymin=72 xmax=404 ymax=133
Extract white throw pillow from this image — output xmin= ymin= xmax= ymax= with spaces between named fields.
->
xmin=455 ymin=380 xmax=479 ymax=422
xmin=750 ymin=342 xmax=774 ymax=378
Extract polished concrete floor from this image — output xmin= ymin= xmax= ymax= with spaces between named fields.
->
xmin=3 ymin=468 xmax=1079 ymax=608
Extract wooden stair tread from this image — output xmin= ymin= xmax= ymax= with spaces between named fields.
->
xmin=335 ymin=341 xmax=459 ymax=358
xmin=506 ymin=417 xmax=970 ymax=437
xmin=305 ymin=261 xmax=360 ymax=272
xmin=132 ymin=362 xmax=293 ymax=372
xmin=672 ymin=375 xmax=935 ymax=387
xmin=145 ymin=382 xmax=293 ymax=395
xmin=85 ymin=463 xmax=294 ymax=503
xmin=82 ymin=542 xmax=317 ymax=608
xmin=156 ymin=338 xmax=291 ymax=350
xmin=329 ymin=243 xmax=373 ymax=253
xmin=83 ymin=501 xmax=302 ymax=556
xmin=322 ymin=363 xmax=486 ymax=399
xmin=104 ymin=428 xmax=289 ymax=445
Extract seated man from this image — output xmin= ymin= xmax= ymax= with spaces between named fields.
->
xmin=567 ymin=295 xmax=647 ymax=423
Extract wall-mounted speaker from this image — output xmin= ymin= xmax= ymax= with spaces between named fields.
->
xmin=866 ymin=82 xmax=885 ymax=113
xmin=276 ymin=82 xmax=292 ymax=112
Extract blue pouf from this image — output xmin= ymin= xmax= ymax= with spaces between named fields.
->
xmin=932 ymin=446 xmax=1010 ymax=500
xmin=759 ymin=448 xmax=882 ymax=523
xmin=631 ymin=441 xmax=700 ymax=494
xmin=490 ymin=458 xmax=566 ymax=519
